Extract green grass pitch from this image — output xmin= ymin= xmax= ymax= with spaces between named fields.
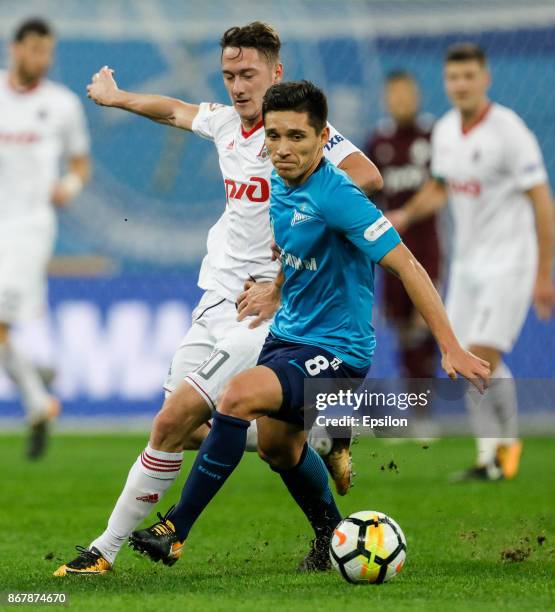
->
xmin=0 ymin=434 xmax=553 ymax=611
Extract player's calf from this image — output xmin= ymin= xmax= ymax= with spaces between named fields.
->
xmin=150 ymin=381 xmax=212 ymax=452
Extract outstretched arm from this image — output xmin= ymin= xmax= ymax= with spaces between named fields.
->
xmin=379 ymin=242 xmax=491 ymax=391
xmin=87 ymin=66 xmax=199 ymax=130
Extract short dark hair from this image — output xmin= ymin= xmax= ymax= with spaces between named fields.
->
xmin=13 ymin=18 xmax=53 ymax=42
xmin=262 ymin=80 xmax=328 ymax=133
xmin=220 ymin=21 xmax=281 ymax=64
xmin=445 ymin=42 xmax=487 ymax=66
xmin=385 ymin=70 xmax=415 ymax=84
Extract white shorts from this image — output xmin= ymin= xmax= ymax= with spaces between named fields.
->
xmin=163 ymin=290 xmax=271 ymax=408
xmin=0 ymin=229 xmax=55 ymax=324
xmin=446 ymin=264 xmax=535 ymax=353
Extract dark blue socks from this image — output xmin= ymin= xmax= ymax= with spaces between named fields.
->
xmin=274 ymin=443 xmax=342 ymax=539
xmin=169 ymin=411 xmax=249 ymax=541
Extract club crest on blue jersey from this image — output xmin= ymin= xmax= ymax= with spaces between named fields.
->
xmin=291 ymin=209 xmax=316 ymax=226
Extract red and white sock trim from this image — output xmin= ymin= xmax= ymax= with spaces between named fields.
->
xmin=139 ymin=445 xmax=183 ymax=480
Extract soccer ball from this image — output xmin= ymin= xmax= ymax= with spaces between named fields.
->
xmin=330 ymin=510 xmax=407 ymax=584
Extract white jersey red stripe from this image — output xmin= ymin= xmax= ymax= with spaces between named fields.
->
xmin=0 ymin=70 xmax=90 ymax=234
xmin=191 ymin=102 xmax=361 ymax=302
xmin=431 ymin=102 xmax=546 ymax=273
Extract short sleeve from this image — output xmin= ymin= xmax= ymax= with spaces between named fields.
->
xmin=322 ymin=180 xmax=401 ymax=262
xmin=430 ymin=122 xmax=446 ymax=182
xmin=191 ymin=102 xmax=234 ymax=142
xmin=503 ymin=118 xmax=547 ymax=191
xmin=61 ymin=93 xmax=90 ymax=156
xmin=324 ymin=122 xmax=360 ymax=166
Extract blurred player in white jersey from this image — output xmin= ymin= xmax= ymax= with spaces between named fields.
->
xmin=389 ymin=43 xmax=555 ymax=480
xmin=54 ymin=22 xmax=382 ymax=576
xmin=0 ymin=19 xmax=91 ymax=459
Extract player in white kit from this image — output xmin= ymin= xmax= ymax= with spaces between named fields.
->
xmin=389 ymin=43 xmax=555 ymax=481
xmin=0 ymin=19 xmax=91 ymax=459
xmin=54 ymin=22 xmax=382 ymax=576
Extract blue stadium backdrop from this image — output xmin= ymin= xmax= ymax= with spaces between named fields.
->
xmin=0 ymin=0 xmax=553 ymax=425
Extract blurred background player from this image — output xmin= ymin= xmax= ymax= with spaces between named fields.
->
xmin=390 ymin=43 xmax=555 ymax=480
xmin=0 ymin=18 xmax=91 ymax=459
xmin=366 ymin=71 xmax=440 ymax=437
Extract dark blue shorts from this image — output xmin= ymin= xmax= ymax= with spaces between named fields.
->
xmin=256 ymin=333 xmax=369 ymax=427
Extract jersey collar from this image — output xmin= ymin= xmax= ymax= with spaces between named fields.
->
xmin=7 ymin=72 xmax=43 ymax=95
xmin=461 ymin=102 xmax=492 ymax=135
xmin=240 ymin=119 xmax=264 ymax=139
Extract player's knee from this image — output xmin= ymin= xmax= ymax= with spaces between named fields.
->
xmin=151 ymin=408 xmax=181 ymax=443
xmin=152 ymin=397 xmax=199 ymax=444
xmin=257 ymin=441 xmax=298 ymax=470
xmin=218 ymin=379 xmax=250 ymax=419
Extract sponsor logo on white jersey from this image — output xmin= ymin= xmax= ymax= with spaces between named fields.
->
xmin=224 ymin=176 xmax=270 ymax=203
xmin=448 ymin=178 xmax=481 ymax=197
xmin=364 ymin=217 xmax=392 ymax=242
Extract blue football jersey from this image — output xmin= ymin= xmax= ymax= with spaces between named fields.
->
xmin=270 ymin=158 xmax=401 ymax=368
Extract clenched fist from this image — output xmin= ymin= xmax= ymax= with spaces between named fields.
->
xmin=87 ymin=66 xmax=119 ymax=106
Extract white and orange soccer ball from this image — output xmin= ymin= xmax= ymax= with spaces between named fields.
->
xmin=330 ymin=510 xmax=407 ymax=584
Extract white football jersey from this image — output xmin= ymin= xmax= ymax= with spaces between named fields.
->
xmin=0 ymin=70 xmax=90 ymax=233
xmin=192 ymin=102 xmax=361 ymax=302
xmin=431 ymin=103 xmax=546 ymax=272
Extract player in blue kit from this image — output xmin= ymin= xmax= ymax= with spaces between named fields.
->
xmin=129 ymin=81 xmax=490 ymax=572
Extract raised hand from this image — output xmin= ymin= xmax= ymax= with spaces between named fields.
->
xmin=87 ymin=66 xmax=118 ymax=106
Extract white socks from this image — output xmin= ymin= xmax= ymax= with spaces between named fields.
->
xmin=489 ymin=361 xmax=519 ymax=444
xmin=466 ymin=361 xmax=519 ymax=466
xmin=90 ymin=445 xmax=183 ymax=564
xmin=0 ymin=342 xmax=50 ymax=423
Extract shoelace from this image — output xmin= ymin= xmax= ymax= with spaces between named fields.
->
xmin=72 ymin=546 xmax=101 ymax=567
xmin=150 ymin=506 xmax=176 ymax=536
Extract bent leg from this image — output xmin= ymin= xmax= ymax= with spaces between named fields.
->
xmin=258 ymin=417 xmax=342 ymax=540
xmin=168 ymin=366 xmax=283 ymax=541
xmin=90 ymin=379 xmax=212 ymax=562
